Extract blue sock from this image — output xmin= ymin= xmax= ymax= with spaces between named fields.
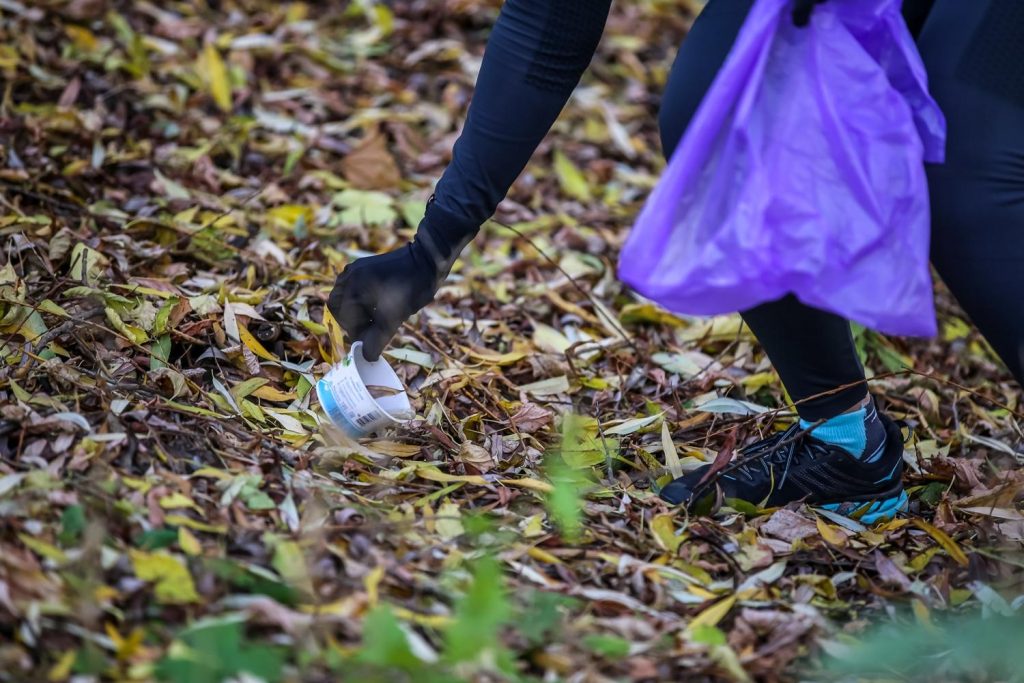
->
xmin=800 ymin=401 xmax=886 ymax=462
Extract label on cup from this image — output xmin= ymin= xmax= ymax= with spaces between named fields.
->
xmin=316 ymin=342 xmax=412 ymax=438
xmin=316 ymin=374 xmax=384 ymax=437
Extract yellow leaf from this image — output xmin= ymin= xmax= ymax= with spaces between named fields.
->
xmin=69 ymin=242 xmax=107 ymax=286
xmin=271 ymin=539 xmax=313 ymax=595
xmin=816 ymin=517 xmax=847 ymax=547
xmin=164 ymin=514 xmax=228 ymax=534
xmin=415 ymin=466 xmax=487 ymax=486
xmin=553 ymin=149 xmax=591 ymax=201
xmin=521 ymin=514 xmax=546 ymax=537
xmin=201 ymin=42 xmax=232 ymax=112
xmin=19 ymin=534 xmax=67 ymax=563
xmin=268 ymin=204 xmax=313 ymax=228
xmin=0 ymin=45 xmax=18 ymax=71
xmin=908 ymin=546 xmax=941 ymax=572
xmin=189 ymin=467 xmax=232 ymax=480
xmin=159 ymin=492 xmax=203 ymax=514
xmin=651 ymin=513 xmax=684 ymax=553
xmin=532 ymin=323 xmax=571 ymax=354
xmin=129 ymin=549 xmax=200 ymax=604
xmin=875 ymin=518 xmax=911 ymax=533
xmin=436 ymin=501 xmax=465 ymax=541
xmin=48 ymin=650 xmax=76 ymax=682
xmin=688 ymin=595 xmax=737 ymax=631
xmin=661 ymin=421 xmax=682 ymax=480
xmin=365 ymin=565 xmax=385 ymax=607
xmin=499 ymin=477 xmax=554 ymax=493
xmin=913 ymin=518 xmax=969 ymax=566
xmin=38 ymin=299 xmax=70 ymax=317
xmin=739 ymin=372 xmax=777 ymax=391
xmin=104 ymin=623 xmax=144 ymax=661
xmin=462 ymin=345 xmax=528 ymax=366
xmin=322 ymin=307 xmax=346 ymax=363
xmin=366 ymin=440 xmax=422 ymax=458
xmin=392 ymin=606 xmax=451 ymax=628
xmin=912 ymin=598 xmax=938 ymax=631
xmin=251 ymin=385 xmax=297 ymax=402
xmin=122 ymin=476 xmax=153 ymax=493
xmin=178 ymin=527 xmax=202 ymax=556
xmin=239 ymin=323 xmax=278 ymax=362
xmin=65 ymin=25 xmax=99 ymax=51
xmin=688 ymin=585 xmax=719 ymax=601
xmin=527 ymin=546 xmax=562 ymax=564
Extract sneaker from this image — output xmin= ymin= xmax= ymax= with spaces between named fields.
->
xmin=658 ymin=413 xmax=908 ymax=524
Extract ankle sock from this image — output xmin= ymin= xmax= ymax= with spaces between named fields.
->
xmin=800 ymin=400 xmax=887 ymax=461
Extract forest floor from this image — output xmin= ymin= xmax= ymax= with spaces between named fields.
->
xmin=1 ymin=1 xmax=1022 ymax=681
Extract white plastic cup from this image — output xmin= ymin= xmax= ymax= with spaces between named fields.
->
xmin=315 ymin=342 xmax=413 ymax=438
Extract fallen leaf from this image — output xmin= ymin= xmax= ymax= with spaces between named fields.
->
xmin=130 ymin=549 xmax=200 ymax=604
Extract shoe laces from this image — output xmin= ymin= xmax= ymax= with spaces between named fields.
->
xmin=693 ymin=423 xmax=826 ymax=498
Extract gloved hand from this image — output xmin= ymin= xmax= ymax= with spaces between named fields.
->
xmin=328 ymin=200 xmax=476 ymax=361
xmin=792 ymin=0 xmax=826 ymax=27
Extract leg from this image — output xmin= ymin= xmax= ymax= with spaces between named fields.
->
xmin=658 ymin=0 xmax=867 ymax=421
xmin=918 ymin=0 xmax=1024 ymax=383
xmin=656 ymin=0 xmax=917 ymax=515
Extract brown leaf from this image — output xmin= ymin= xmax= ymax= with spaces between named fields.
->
xmin=874 ymin=550 xmax=912 ymax=590
xmin=510 ymin=402 xmax=553 ymax=434
xmin=697 ymin=426 xmax=738 ymax=487
xmin=340 ymin=127 xmax=402 ymax=190
xmin=62 ymin=0 xmax=107 ymax=20
xmin=57 ymin=77 xmax=81 ymax=109
xmin=458 ymin=441 xmax=495 ymax=474
xmin=761 ymin=509 xmax=818 ymax=544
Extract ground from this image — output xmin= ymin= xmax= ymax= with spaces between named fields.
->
xmin=1 ymin=1 xmax=1023 ymax=682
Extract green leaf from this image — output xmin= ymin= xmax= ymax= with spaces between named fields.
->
xmin=582 ymin=634 xmax=631 ymax=659
xmin=203 ymin=557 xmax=299 ymax=605
xmin=334 ymin=189 xmax=397 ymax=226
xmin=517 ymin=591 xmax=580 ymax=647
xmin=444 ymin=555 xmax=510 ymax=662
xmin=137 ymin=527 xmax=180 ymax=551
xmin=59 ymin=505 xmax=86 ymax=546
xmin=156 ymin=617 xmax=285 ymax=683
xmin=150 ymin=333 xmax=171 ymax=369
xmin=689 ymin=624 xmax=727 ymax=647
xmin=269 ymin=537 xmax=313 ymax=595
xmin=69 ymin=243 xmax=107 ymax=286
xmin=355 ymin=606 xmax=421 ymax=670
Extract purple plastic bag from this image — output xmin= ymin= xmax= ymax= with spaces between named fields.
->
xmin=619 ymin=0 xmax=946 ymax=336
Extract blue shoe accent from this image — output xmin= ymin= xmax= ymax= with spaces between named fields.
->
xmin=801 ymin=408 xmax=867 ymax=457
xmin=820 ymin=490 xmax=908 ymax=524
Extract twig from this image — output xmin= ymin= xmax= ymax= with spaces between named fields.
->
xmin=490 ymin=218 xmax=636 ymax=351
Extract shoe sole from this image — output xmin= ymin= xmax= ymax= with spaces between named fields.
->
xmin=819 ymin=490 xmax=908 ymax=524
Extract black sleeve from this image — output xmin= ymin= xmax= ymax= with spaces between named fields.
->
xmin=419 ymin=0 xmax=613 ymax=258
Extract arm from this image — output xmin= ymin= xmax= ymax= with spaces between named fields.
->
xmin=429 ymin=0 xmax=614 ymax=236
xmin=331 ymin=0 xmax=613 ymax=359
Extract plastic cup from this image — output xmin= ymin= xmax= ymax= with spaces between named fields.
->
xmin=315 ymin=342 xmax=413 ymax=438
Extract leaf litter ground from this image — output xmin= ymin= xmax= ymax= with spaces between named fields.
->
xmin=1 ymin=1 xmax=1022 ymax=681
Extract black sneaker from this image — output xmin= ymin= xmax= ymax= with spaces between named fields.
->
xmin=659 ymin=414 xmax=907 ymax=523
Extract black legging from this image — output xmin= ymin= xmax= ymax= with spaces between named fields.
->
xmin=658 ymin=0 xmax=1024 ymax=420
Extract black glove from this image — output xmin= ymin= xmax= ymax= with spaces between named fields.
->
xmin=792 ymin=0 xmax=826 ymax=27
xmin=328 ymin=200 xmax=477 ymax=361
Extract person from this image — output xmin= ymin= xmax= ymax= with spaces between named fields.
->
xmin=329 ymin=0 xmax=1024 ymax=521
